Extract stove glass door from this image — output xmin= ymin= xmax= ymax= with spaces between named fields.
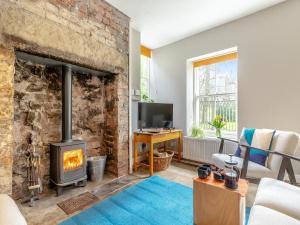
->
xmin=63 ymin=149 xmax=83 ymax=172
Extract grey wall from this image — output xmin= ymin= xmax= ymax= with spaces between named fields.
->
xmin=129 ymin=28 xmax=141 ymax=172
xmin=130 ymin=28 xmax=141 ymax=132
xmin=152 ymin=0 xmax=300 ymax=136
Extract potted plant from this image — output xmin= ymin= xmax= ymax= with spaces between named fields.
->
xmin=141 ymin=94 xmax=154 ymax=103
xmin=209 ymin=115 xmax=226 ymax=138
xmin=191 ymin=125 xmax=205 ymax=138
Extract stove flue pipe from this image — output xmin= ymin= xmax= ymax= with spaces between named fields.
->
xmin=62 ymin=65 xmax=72 ymax=142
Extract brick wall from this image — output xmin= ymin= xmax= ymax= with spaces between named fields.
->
xmin=0 ymin=0 xmax=129 ymax=69
xmin=0 ymin=47 xmax=15 ymax=194
xmin=0 ymin=0 xmax=129 ymax=195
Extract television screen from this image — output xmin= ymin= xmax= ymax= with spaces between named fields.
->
xmin=138 ymin=102 xmax=173 ymax=129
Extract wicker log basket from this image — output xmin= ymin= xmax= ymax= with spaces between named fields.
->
xmin=153 ymin=150 xmax=174 ymax=172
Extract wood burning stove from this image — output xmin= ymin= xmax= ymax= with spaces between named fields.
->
xmin=50 ymin=141 xmax=86 ymax=195
xmin=50 ymin=65 xmax=87 ymax=196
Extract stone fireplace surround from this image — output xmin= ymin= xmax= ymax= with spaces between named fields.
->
xmin=0 ymin=0 xmax=129 ymax=199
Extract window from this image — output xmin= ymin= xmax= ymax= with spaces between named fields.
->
xmin=193 ymin=52 xmax=238 ymax=138
xmin=140 ymin=46 xmax=151 ymax=102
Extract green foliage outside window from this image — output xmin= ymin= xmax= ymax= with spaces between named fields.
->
xmin=141 ymin=55 xmax=152 ymax=102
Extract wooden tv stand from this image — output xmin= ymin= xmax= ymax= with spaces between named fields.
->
xmin=133 ymin=129 xmax=183 ymax=176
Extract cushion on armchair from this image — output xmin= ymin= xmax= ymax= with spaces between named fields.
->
xmin=235 ymin=128 xmax=276 ymax=166
xmin=234 ymin=128 xmax=255 ymax=157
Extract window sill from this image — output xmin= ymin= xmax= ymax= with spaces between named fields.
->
xmin=184 ymin=134 xmax=237 ymax=141
xmin=184 ymin=136 xmax=219 ymax=141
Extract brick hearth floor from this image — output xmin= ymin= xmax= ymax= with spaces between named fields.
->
xmin=17 ymin=162 xmax=257 ymax=225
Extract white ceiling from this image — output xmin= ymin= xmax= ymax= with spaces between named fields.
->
xmin=106 ymin=0 xmax=285 ymax=49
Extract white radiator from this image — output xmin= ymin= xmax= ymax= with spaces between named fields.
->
xmin=183 ymin=137 xmax=238 ymax=164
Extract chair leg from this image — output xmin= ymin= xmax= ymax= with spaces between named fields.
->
xmin=285 ymin=158 xmax=297 ymax=185
xmin=277 ymin=157 xmax=297 ymax=185
xmin=277 ymin=158 xmax=286 ymax=181
xmin=218 ymin=138 xmax=224 ymax=153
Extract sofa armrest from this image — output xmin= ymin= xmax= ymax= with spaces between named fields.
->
xmin=253 ymin=178 xmax=300 ymax=221
xmin=0 ymin=194 xmax=27 ymax=225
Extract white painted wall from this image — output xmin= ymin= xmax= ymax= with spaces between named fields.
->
xmin=152 ymin=0 xmax=300 ymax=136
xmin=130 ymin=28 xmax=141 ymax=132
xmin=129 ymin=28 xmax=141 ymax=173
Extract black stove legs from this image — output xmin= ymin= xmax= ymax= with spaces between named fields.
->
xmin=53 ymin=177 xmax=87 ymax=196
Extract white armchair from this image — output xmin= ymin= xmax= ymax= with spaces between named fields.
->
xmin=212 ymin=130 xmax=300 ymax=183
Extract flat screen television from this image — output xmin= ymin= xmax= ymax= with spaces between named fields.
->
xmin=138 ymin=102 xmax=173 ymax=129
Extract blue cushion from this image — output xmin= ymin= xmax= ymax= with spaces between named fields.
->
xmin=249 ymin=149 xmax=269 ymax=166
xmin=244 ymin=128 xmax=255 ymax=145
xmin=249 ymin=129 xmax=275 ymax=166
xmin=234 ymin=146 xmax=241 ymax=157
xmin=234 ymin=128 xmax=255 ymax=157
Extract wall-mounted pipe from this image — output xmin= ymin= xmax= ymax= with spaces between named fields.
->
xmin=62 ymin=65 xmax=72 ymax=142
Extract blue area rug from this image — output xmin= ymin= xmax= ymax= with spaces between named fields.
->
xmin=60 ymin=176 xmax=250 ymax=225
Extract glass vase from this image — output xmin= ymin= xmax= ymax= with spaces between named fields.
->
xmin=216 ymin=128 xmax=221 ymax=138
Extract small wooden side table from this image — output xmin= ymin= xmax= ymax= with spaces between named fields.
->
xmin=133 ymin=129 xmax=183 ymax=176
xmin=193 ymin=174 xmax=248 ymax=225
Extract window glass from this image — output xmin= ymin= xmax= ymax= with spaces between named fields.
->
xmin=141 ymin=55 xmax=150 ymax=101
xmin=193 ymin=57 xmax=238 ymax=138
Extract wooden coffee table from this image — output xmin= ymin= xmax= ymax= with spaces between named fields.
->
xmin=193 ymin=174 xmax=248 ymax=225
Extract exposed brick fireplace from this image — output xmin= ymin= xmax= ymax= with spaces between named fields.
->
xmin=0 ymin=0 xmax=129 ymax=200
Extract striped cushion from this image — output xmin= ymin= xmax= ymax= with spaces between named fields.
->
xmin=235 ymin=128 xmax=275 ymax=166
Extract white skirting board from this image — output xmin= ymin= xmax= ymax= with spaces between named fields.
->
xmin=183 ymin=137 xmax=238 ymax=164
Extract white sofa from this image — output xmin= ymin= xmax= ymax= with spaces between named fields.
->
xmin=248 ymin=178 xmax=300 ymax=225
xmin=0 ymin=194 xmax=27 ymax=225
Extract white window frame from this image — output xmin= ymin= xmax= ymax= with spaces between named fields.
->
xmin=192 ymin=52 xmax=238 ymax=139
